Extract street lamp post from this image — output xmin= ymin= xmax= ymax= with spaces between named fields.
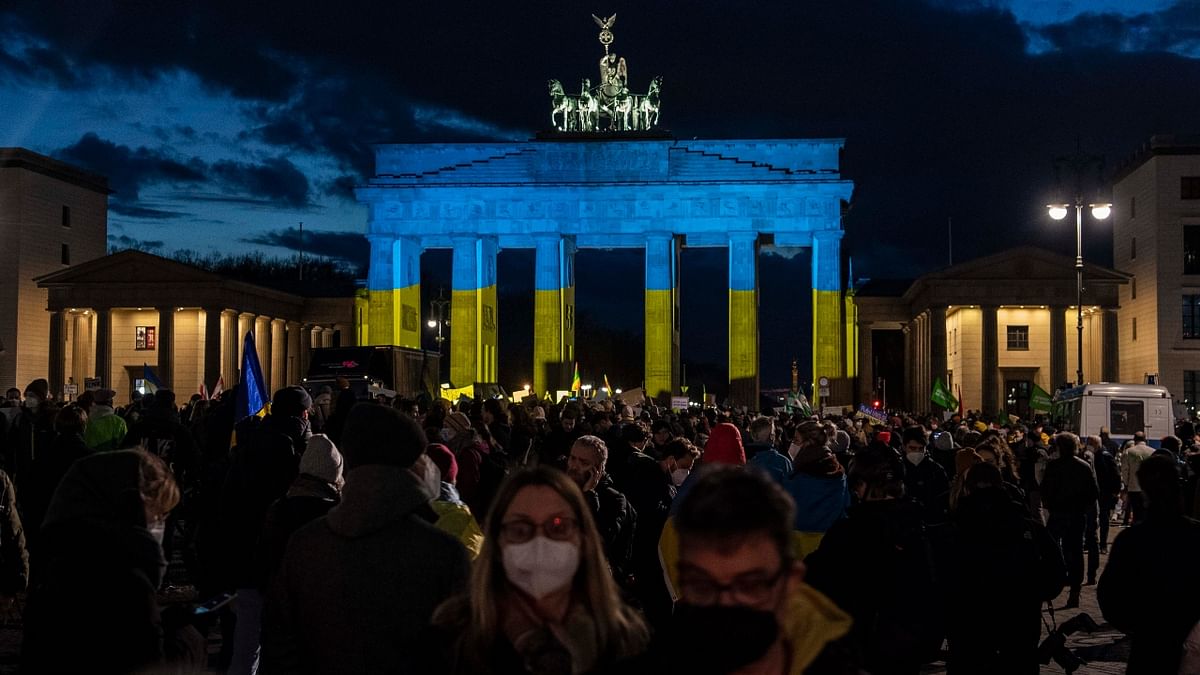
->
xmin=1047 ymin=199 xmax=1111 ymax=386
xmin=427 ymin=289 xmax=450 ymax=351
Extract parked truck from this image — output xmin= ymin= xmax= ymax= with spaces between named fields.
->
xmin=302 ymin=346 xmax=439 ymax=400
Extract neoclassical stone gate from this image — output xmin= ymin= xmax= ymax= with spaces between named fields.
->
xmin=355 ymin=138 xmax=853 ymax=406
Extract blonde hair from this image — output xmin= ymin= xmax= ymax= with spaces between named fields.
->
xmin=137 ymin=450 xmax=180 ymax=520
xmin=436 ymin=467 xmax=648 ymax=670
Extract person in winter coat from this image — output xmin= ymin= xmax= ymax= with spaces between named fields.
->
xmin=1040 ymin=432 xmax=1100 ymax=609
xmin=621 ymin=437 xmax=699 ymax=629
xmin=1120 ymin=431 xmax=1155 ymax=524
xmin=0 ymin=464 xmax=26 ymax=623
xmin=83 ymin=388 xmax=127 ymax=452
xmin=567 ymin=435 xmax=637 ymax=585
xmin=427 ymin=467 xmax=649 ymax=674
xmin=1089 ymin=434 xmax=1122 ymax=552
xmin=900 ymin=426 xmax=949 ymax=524
xmin=22 ymin=449 xmax=204 ymax=674
xmin=221 ymin=386 xmax=313 ymax=674
xmin=1098 ymin=455 xmax=1200 ymax=675
xmin=805 ymin=448 xmax=941 ymax=675
xmin=747 ymin=416 xmax=793 ymax=484
xmin=617 ymin=466 xmax=855 ymax=675
xmin=424 ymin=443 xmax=484 ymax=559
xmin=947 ymin=463 xmax=1065 ymax=674
xmin=783 ymin=422 xmax=850 ymax=555
xmin=23 ymin=405 xmax=91 ymax=553
xmin=239 ymin=434 xmax=345 ymax=672
xmin=259 ymin=404 xmax=470 ymax=674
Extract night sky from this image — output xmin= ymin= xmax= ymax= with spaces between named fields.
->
xmin=2 ymin=0 xmax=1198 ymax=392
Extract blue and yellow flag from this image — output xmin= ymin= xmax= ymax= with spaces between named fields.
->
xmin=571 ymin=362 xmax=581 ymax=393
xmin=142 ymin=363 xmax=165 ymax=392
xmin=235 ymin=331 xmax=269 ymax=423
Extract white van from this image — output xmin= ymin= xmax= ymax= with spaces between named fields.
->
xmin=1052 ymin=383 xmax=1175 ymax=448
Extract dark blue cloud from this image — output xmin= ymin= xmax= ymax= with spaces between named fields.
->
xmin=55 ymin=132 xmax=206 ymax=202
xmin=240 ymin=227 xmax=367 ymax=269
xmin=209 ymin=156 xmax=310 ymax=208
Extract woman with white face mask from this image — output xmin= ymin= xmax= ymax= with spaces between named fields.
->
xmin=429 ymin=467 xmax=649 ymax=674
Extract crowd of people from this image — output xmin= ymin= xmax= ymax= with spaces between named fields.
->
xmin=0 ymin=376 xmax=1199 ymax=674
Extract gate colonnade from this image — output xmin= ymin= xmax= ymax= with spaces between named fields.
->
xmin=356 ymin=138 xmax=854 ymax=406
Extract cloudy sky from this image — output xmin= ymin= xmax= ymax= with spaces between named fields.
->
xmin=2 ymin=0 xmax=1197 ymax=388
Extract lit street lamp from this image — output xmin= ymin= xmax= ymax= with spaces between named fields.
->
xmin=1046 ymin=153 xmax=1108 ymax=384
xmin=427 ymin=289 xmax=450 ymax=351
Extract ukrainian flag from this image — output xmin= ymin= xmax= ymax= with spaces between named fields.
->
xmin=571 ymin=362 xmax=581 ymax=393
xmin=235 ymin=331 xmax=269 ymax=423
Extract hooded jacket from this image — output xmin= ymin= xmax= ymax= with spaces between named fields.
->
xmin=22 ymin=451 xmax=203 ymax=674
xmin=259 ymin=464 xmax=470 ymax=675
xmin=83 ymin=404 xmax=127 ymax=452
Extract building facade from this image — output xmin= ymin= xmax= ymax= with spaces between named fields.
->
xmin=1112 ymin=136 xmax=1200 ymax=413
xmin=856 ymin=247 xmax=1127 ymax=415
xmin=36 ymin=251 xmax=355 ymax=405
xmin=0 ymin=148 xmax=108 ymax=393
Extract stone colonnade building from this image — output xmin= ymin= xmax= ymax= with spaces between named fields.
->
xmin=36 ymin=250 xmax=355 ymax=405
xmin=356 ymin=138 xmax=855 ymax=407
xmin=855 ymin=247 xmax=1128 ymax=416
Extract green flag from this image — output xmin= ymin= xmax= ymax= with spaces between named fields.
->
xmin=931 ymin=377 xmax=958 ymax=410
xmin=1030 ymin=383 xmax=1053 ymax=412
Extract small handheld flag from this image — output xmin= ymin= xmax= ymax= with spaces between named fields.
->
xmin=143 ymin=363 xmax=165 ymax=392
xmin=571 ymin=362 xmax=581 ymax=392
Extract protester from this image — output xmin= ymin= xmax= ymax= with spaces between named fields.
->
xmin=806 ymin=447 xmax=941 ymax=674
xmin=83 ymin=388 xmax=127 ymax=451
xmin=747 ymin=414 xmax=793 ymax=485
xmin=428 ymin=466 xmax=649 ymax=674
xmin=425 ymin=443 xmax=485 ymax=559
xmin=900 ymin=425 xmax=949 ymax=524
xmin=23 ymin=404 xmax=91 ymax=552
xmin=1120 ymin=431 xmax=1154 ymax=525
xmin=1089 ymin=433 xmax=1122 ymax=553
xmin=22 ymin=449 xmax=204 ymax=673
xmin=1098 ymin=455 xmax=1200 ymax=674
xmin=566 ymin=435 xmax=636 ymax=584
xmin=617 ymin=466 xmax=854 ymax=674
xmin=782 ymin=421 xmax=849 ymax=554
xmin=1040 ymin=432 xmax=1100 ymax=609
xmin=260 ymin=404 xmax=469 ymax=674
xmin=482 ymin=398 xmax=512 ymax=451
xmin=947 ymin=463 xmax=1065 ymax=674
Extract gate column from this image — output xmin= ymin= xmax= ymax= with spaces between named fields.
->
xmin=644 ymin=233 xmax=680 ymax=403
xmin=728 ymin=232 xmax=759 ymax=408
xmin=451 ymin=236 xmax=499 ymax=386
xmin=812 ymin=231 xmax=844 ymax=406
xmin=366 ymin=234 xmax=396 ymax=346
xmin=533 ymin=235 xmax=576 ymax=396
xmin=392 ymin=237 xmax=422 ymax=349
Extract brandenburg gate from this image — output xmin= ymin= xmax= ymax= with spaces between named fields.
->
xmin=355 ymin=16 xmax=853 ymax=406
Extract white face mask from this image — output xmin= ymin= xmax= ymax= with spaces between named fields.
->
xmin=148 ymin=522 xmax=166 ymax=547
xmin=502 ymin=536 xmax=580 ymax=599
xmin=787 ymin=442 xmax=802 ymax=460
xmin=671 ymin=468 xmax=690 ymax=486
xmin=906 ymin=452 xmax=925 ymax=465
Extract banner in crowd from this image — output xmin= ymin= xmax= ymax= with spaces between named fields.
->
xmin=856 ymin=405 xmax=888 ymax=425
xmin=931 ymin=377 xmax=958 ymax=410
xmin=439 ymin=384 xmax=475 ymax=401
xmin=1030 ymin=383 xmax=1053 ymax=412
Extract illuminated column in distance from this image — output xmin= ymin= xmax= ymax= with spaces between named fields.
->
xmin=728 ymin=232 xmax=759 ymax=407
xmin=811 ymin=230 xmax=844 ymax=405
xmin=392 ymin=237 xmax=422 ymax=349
xmin=533 ymin=235 xmax=576 ymax=396
xmin=451 ymin=236 xmax=499 ymax=386
xmin=366 ymin=234 xmax=395 ymax=346
xmin=644 ymin=233 xmax=680 ymax=402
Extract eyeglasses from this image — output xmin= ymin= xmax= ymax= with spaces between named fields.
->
xmin=499 ymin=516 xmax=579 ymax=544
xmin=678 ymin=566 xmax=786 ymax=606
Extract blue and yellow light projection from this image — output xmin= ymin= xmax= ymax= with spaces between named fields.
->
xmin=356 ymin=139 xmax=853 ymax=405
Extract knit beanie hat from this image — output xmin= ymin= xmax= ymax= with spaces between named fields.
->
xmin=300 ymin=434 xmax=344 ymax=486
xmin=703 ymin=423 xmax=746 ymax=465
xmin=426 ymin=443 xmax=458 ymax=484
xmin=445 ymin=411 xmax=472 ymax=436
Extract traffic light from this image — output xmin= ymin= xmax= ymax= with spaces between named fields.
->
xmin=872 ymin=400 xmax=882 ymax=409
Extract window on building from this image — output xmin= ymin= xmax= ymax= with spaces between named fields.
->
xmin=60 ymin=244 xmax=69 ymax=265
xmin=1185 ymin=296 xmax=1200 ymax=338
xmin=1185 ymin=371 xmax=1200 ymax=413
xmin=1006 ymin=325 xmax=1029 ymax=350
xmin=1186 ymin=226 xmax=1200 ymax=274
xmin=1183 ymin=177 xmax=1200 ymax=200
xmin=61 ymin=205 xmax=71 ymax=227
xmin=1130 ymin=196 xmax=1136 ymax=218
xmin=1133 ymin=317 xmax=1138 ymax=340
xmin=1131 ymin=236 xmax=1136 ymax=260
xmin=1132 ymin=278 xmax=1137 ymax=300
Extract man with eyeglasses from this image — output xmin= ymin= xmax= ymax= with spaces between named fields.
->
xmin=614 ymin=466 xmax=856 ymax=674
